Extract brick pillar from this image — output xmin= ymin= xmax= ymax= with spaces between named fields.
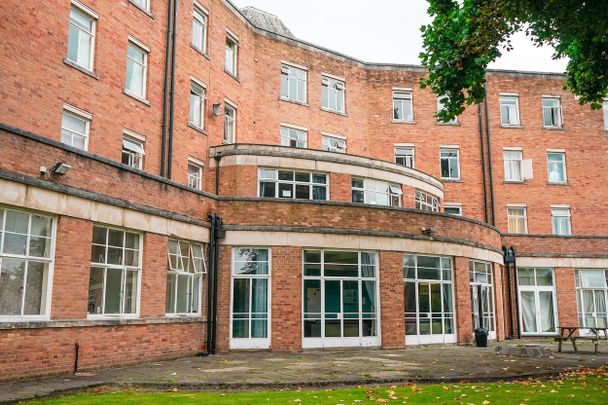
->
xmin=271 ymin=247 xmax=302 ymax=351
xmin=51 ymin=216 xmax=92 ymax=320
xmin=139 ymin=233 xmax=168 ymax=317
xmin=453 ymin=256 xmax=473 ymax=344
xmin=555 ymin=268 xmax=578 ymax=328
xmin=379 ymin=251 xmax=405 ymax=349
xmin=215 ymin=245 xmax=232 ymax=353
xmin=493 ymin=263 xmax=505 ymax=341
xmin=329 ymin=172 xmax=352 ymax=203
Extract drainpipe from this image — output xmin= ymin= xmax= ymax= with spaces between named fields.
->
xmin=160 ymin=0 xmax=175 ymax=177
xmin=214 ymin=152 xmax=223 ymax=195
xmin=166 ymin=0 xmax=179 ymax=179
xmin=478 ymin=104 xmax=489 ymax=223
xmin=483 ymin=81 xmax=496 ymax=226
xmin=206 ymin=214 xmax=224 ymax=354
xmin=512 ymin=248 xmax=521 ymax=339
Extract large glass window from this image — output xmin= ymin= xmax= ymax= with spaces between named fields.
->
xmin=551 ymin=207 xmax=571 ymax=236
xmin=280 ymin=125 xmax=307 ymax=148
xmin=322 ymin=135 xmax=347 ymax=154
xmin=259 ymin=169 xmax=327 ymax=200
xmin=415 ymin=190 xmax=439 ymax=212
xmin=192 ymin=6 xmax=208 ymax=53
xmin=125 ymin=40 xmax=148 ymax=99
xmin=469 ymin=261 xmax=495 ymax=339
xmin=189 ymin=81 xmax=205 ymax=129
xmin=231 ymin=248 xmax=270 ymax=348
xmin=88 ymin=226 xmax=141 ymax=316
xmin=67 ymin=5 xmax=96 ymax=71
xmin=187 ymin=160 xmax=203 ymax=190
xmin=393 ymin=90 xmax=413 ymax=122
xmin=440 ymin=148 xmax=460 ymax=180
xmin=225 ymin=35 xmax=238 ymax=76
xmin=503 ymin=150 xmax=523 ymax=182
xmin=437 ymin=96 xmax=457 ymax=124
xmin=404 ymin=254 xmax=455 ymax=344
xmin=500 ymin=95 xmax=520 ymax=126
xmin=547 ymin=152 xmax=567 ymax=184
xmin=603 ymin=101 xmax=608 ymax=130
xmin=576 ymin=270 xmax=608 ymax=330
xmin=352 ymin=178 xmax=401 ymax=207
xmin=395 ymin=146 xmax=414 ymax=168
xmin=166 ymin=239 xmax=206 ymax=315
xmin=321 ymin=75 xmax=345 ymax=113
xmin=0 ymin=208 xmax=54 ymax=319
xmin=507 ymin=206 xmax=528 ymax=234
xmin=224 ymin=103 xmax=236 ymax=143
xmin=517 ymin=268 xmax=557 ymax=335
xmin=122 ymin=135 xmax=145 ymax=170
xmin=280 ymin=64 xmax=307 ymax=103
xmin=542 ymin=97 xmax=562 ymax=128
xmin=303 ymin=250 xmax=379 ymax=348
xmin=61 ymin=108 xmax=90 ymax=150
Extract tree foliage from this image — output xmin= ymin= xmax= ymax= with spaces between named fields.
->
xmin=419 ymin=0 xmax=608 ymax=122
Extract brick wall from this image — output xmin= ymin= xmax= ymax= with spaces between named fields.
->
xmin=270 ymin=247 xmax=302 ymax=351
xmin=454 ymin=257 xmax=473 ymax=344
xmin=555 ymin=268 xmax=578 ymax=329
xmin=379 ymin=251 xmax=405 ymax=349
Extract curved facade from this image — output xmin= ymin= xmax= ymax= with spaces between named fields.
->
xmin=0 ymin=0 xmax=607 ymax=380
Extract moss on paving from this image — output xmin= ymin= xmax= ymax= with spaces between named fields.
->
xmin=22 ymin=368 xmax=608 ymax=405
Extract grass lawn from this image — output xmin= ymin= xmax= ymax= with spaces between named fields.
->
xmin=23 ymin=368 xmax=608 ymax=404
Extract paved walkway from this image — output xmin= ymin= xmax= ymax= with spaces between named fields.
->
xmin=2 ymin=339 xmax=607 ymax=403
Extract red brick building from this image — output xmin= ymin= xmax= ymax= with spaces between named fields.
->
xmin=1 ymin=0 xmax=607 ymax=380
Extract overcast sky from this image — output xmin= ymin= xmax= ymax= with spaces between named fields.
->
xmin=231 ymin=0 xmax=567 ymax=72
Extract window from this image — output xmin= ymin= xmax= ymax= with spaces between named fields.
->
xmin=603 ymin=101 xmax=608 ymax=130
xmin=352 ymin=178 xmax=401 ymax=207
xmin=60 ymin=107 xmax=90 ymax=150
xmin=517 ymin=268 xmax=557 ymax=335
xmin=547 ymin=152 xmax=567 ymax=183
xmin=415 ymin=191 xmax=440 ymax=212
xmin=403 ymin=254 xmax=455 ymax=344
xmin=395 ymin=146 xmax=414 ymax=168
xmin=130 ymin=0 xmax=150 ymax=11
xmin=187 ymin=159 xmax=203 ymax=190
xmin=192 ymin=5 xmax=208 ymax=53
xmin=303 ymin=250 xmax=379 ymax=348
xmin=225 ymin=34 xmax=238 ymax=76
xmin=280 ymin=63 xmax=307 ymax=103
xmin=121 ymin=134 xmax=145 ymax=169
xmin=88 ymin=226 xmax=141 ymax=316
xmin=470 ymin=261 xmax=495 ymax=338
xmin=224 ymin=103 xmax=236 ymax=143
xmin=393 ymin=90 xmax=413 ymax=122
xmin=440 ymin=148 xmax=460 ymax=180
xmin=444 ymin=204 xmax=462 ymax=216
xmin=322 ymin=135 xmax=347 ymax=154
xmin=259 ymin=169 xmax=328 ymax=200
xmin=499 ymin=95 xmax=520 ymax=126
xmin=575 ymin=270 xmax=608 ymax=330
xmin=0 ymin=207 xmax=54 ymax=319
xmin=551 ymin=207 xmax=571 ymax=236
xmin=67 ymin=4 xmax=97 ymax=71
xmin=437 ymin=96 xmax=456 ymax=124
xmin=280 ymin=125 xmax=307 ymax=148
xmin=166 ymin=239 xmax=206 ymax=315
xmin=507 ymin=206 xmax=528 ymax=234
xmin=189 ymin=81 xmax=205 ymax=129
xmin=231 ymin=248 xmax=270 ymax=349
xmin=125 ymin=40 xmax=148 ymax=99
xmin=503 ymin=150 xmax=523 ymax=182
xmin=321 ymin=75 xmax=345 ymax=113
xmin=542 ymin=97 xmax=562 ymax=128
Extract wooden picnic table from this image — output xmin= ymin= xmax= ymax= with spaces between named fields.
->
xmin=555 ymin=326 xmax=608 ymax=354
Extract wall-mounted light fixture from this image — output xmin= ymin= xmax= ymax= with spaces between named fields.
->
xmin=50 ymin=162 xmax=72 ymax=176
xmin=421 ymin=227 xmax=436 ymax=236
xmin=212 ymin=103 xmax=224 ymax=117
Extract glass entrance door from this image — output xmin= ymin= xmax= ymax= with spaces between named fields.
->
xmin=470 ymin=260 xmax=496 ymax=340
xmin=517 ymin=268 xmax=557 ymax=335
xmin=576 ymin=270 xmax=608 ymax=335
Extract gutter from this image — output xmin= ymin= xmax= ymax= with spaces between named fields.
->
xmin=206 ymin=214 xmax=224 ymax=354
xmin=160 ymin=0 xmax=175 ymax=177
xmin=478 ymin=104 xmax=489 ymax=223
xmin=483 ymin=81 xmax=496 ymax=225
xmin=166 ymin=0 xmax=179 ymax=179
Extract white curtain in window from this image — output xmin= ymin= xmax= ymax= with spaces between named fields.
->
xmin=521 ymin=291 xmax=536 ymax=333
xmin=539 ymin=291 xmax=555 ymax=332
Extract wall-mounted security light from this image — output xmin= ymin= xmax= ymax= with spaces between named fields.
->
xmin=50 ymin=162 xmax=72 ymax=176
xmin=212 ymin=103 xmax=223 ymax=117
xmin=421 ymin=227 xmax=436 ymax=236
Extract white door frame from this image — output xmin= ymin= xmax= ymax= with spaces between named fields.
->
xmin=517 ymin=268 xmax=559 ymax=336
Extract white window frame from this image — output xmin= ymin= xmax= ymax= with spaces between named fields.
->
xmin=225 ymin=32 xmax=238 ymax=77
xmin=121 ymin=130 xmax=145 ymax=170
xmin=166 ymin=238 xmax=207 ymax=316
xmin=603 ymin=101 xmax=608 ymax=130
xmin=517 ymin=268 xmax=558 ymax=336
xmin=352 ymin=178 xmax=402 ymax=207
xmin=507 ymin=205 xmax=528 ymax=234
xmin=436 ymin=96 xmax=457 ymax=124
xmin=439 ymin=147 xmax=460 ymax=180
xmin=575 ymin=269 xmax=608 ymax=334
xmin=394 ymin=145 xmax=415 ymax=169
xmin=129 ymin=0 xmax=150 ymax=12
xmin=61 ymin=104 xmax=91 ymax=150
xmin=321 ymin=74 xmax=345 ymax=113
xmin=393 ymin=89 xmax=414 ymax=122
xmin=503 ymin=149 xmax=523 ymax=182
xmin=551 ymin=205 xmax=572 ymax=236
xmin=192 ymin=4 xmax=208 ymax=54
xmin=546 ymin=150 xmax=567 ymax=184
xmin=321 ymin=133 xmax=347 ymax=154
xmin=258 ymin=168 xmax=329 ymax=201
xmin=280 ymin=124 xmax=308 ymax=148
xmin=542 ymin=96 xmax=563 ymax=128
xmin=444 ymin=203 xmax=463 ymax=216
xmin=88 ymin=225 xmax=143 ymax=318
xmin=499 ymin=95 xmax=520 ymax=127
xmin=415 ymin=190 xmax=440 ymax=212
xmin=469 ymin=260 xmax=496 ymax=340
xmin=187 ymin=158 xmax=203 ymax=190
xmin=280 ymin=62 xmax=307 ymax=104
xmin=224 ymin=100 xmax=236 ymax=143
xmin=67 ymin=1 xmax=98 ymax=71
xmin=0 ymin=206 xmax=56 ymax=321
xmin=125 ymin=37 xmax=149 ymax=100
xmin=230 ymin=247 xmax=271 ymax=349
xmin=189 ymin=78 xmax=206 ymax=129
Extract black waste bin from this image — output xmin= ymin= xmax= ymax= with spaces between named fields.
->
xmin=474 ymin=327 xmax=489 ymax=347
